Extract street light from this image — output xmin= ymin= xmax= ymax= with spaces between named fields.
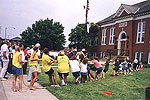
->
xmin=5 ymin=27 xmax=15 ymax=41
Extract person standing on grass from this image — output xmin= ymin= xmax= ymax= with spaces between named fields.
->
xmin=12 ymin=46 xmax=26 ymax=92
xmin=42 ymin=48 xmax=59 ymax=87
xmin=102 ymin=57 xmax=109 ymax=79
xmin=57 ymin=50 xmax=69 ymax=86
xmin=111 ymin=58 xmax=120 ymax=77
xmin=29 ymin=46 xmax=41 ymax=90
xmin=122 ymin=58 xmax=128 ymax=75
xmin=69 ymin=55 xmax=81 ymax=84
xmin=91 ymin=57 xmax=103 ymax=81
xmin=127 ymin=57 xmax=132 ymax=74
xmin=80 ymin=57 xmax=88 ymax=83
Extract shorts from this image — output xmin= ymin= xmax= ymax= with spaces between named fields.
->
xmin=123 ymin=67 xmax=128 ymax=70
xmin=103 ymin=68 xmax=108 ymax=73
xmin=87 ymin=66 xmax=91 ymax=74
xmin=113 ymin=67 xmax=119 ymax=72
xmin=30 ymin=66 xmax=38 ymax=73
xmin=12 ymin=66 xmax=22 ymax=75
xmin=58 ymin=72 xmax=69 ymax=78
xmin=72 ymin=71 xmax=80 ymax=78
xmin=81 ymin=72 xmax=88 ymax=77
xmin=45 ymin=68 xmax=54 ymax=76
xmin=96 ymin=67 xmax=103 ymax=74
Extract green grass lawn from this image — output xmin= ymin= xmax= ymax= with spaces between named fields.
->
xmin=38 ymin=65 xmax=150 ymax=100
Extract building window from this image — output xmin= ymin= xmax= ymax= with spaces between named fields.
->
xmin=135 ymin=52 xmax=139 ymax=59
xmin=109 ymin=27 xmax=115 ymax=45
xmin=148 ymin=52 xmax=150 ymax=64
xmin=136 ymin=22 xmax=145 ymax=43
xmin=139 ymin=52 xmax=143 ymax=61
xmin=101 ymin=29 xmax=106 ymax=45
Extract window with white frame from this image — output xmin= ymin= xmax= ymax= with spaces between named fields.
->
xmin=139 ymin=52 xmax=143 ymax=61
xmin=148 ymin=52 xmax=150 ymax=64
xmin=109 ymin=27 xmax=115 ymax=45
xmin=101 ymin=29 xmax=107 ymax=45
xmin=135 ymin=52 xmax=139 ymax=59
xmin=136 ymin=22 xmax=145 ymax=43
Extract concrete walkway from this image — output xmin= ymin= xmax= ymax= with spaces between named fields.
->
xmin=0 ymin=75 xmax=58 ymax=100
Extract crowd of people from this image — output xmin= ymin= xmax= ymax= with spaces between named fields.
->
xmin=0 ymin=41 xmax=144 ymax=92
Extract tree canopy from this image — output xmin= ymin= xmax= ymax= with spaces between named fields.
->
xmin=20 ymin=18 xmax=66 ymax=50
xmin=68 ymin=23 xmax=99 ymax=50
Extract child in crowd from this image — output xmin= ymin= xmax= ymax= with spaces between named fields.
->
xmin=102 ymin=57 xmax=109 ymax=79
xmin=127 ymin=57 xmax=132 ymax=74
xmin=122 ymin=58 xmax=128 ymax=75
xmin=91 ymin=57 xmax=103 ymax=81
xmin=140 ymin=62 xmax=144 ymax=70
xmin=69 ymin=55 xmax=80 ymax=84
xmin=42 ymin=48 xmax=59 ymax=87
xmin=111 ymin=58 xmax=120 ymax=77
xmin=133 ymin=58 xmax=138 ymax=71
xmin=12 ymin=46 xmax=26 ymax=92
xmin=80 ymin=57 xmax=88 ymax=83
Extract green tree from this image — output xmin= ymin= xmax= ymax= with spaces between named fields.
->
xmin=68 ymin=23 xmax=99 ymax=50
xmin=20 ymin=18 xmax=66 ymax=50
xmin=88 ymin=22 xmax=99 ymax=46
xmin=68 ymin=23 xmax=90 ymax=50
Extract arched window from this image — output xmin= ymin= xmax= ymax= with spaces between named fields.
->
xmin=121 ymin=33 xmax=126 ymax=39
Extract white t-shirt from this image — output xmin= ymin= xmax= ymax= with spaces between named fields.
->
xmin=1 ymin=44 xmax=9 ymax=61
xmin=20 ymin=50 xmax=25 ymax=61
xmin=69 ymin=60 xmax=80 ymax=73
xmin=27 ymin=48 xmax=34 ymax=54
xmin=27 ymin=48 xmax=40 ymax=58
xmin=80 ymin=62 xmax=87 ymax=73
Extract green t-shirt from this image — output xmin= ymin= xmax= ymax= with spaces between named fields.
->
xmin=104 ymin=61 xmax=109 ymax=69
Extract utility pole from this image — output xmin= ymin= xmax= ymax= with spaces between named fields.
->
xmin=85 ymin=0 xmax=89 ymax=34
xmin=5 ymin=27 xmax=15 ymax=42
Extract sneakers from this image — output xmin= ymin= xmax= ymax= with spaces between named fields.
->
xmin=51 ymin=85 xmax=60 ymax=87
xmin=60 ymin=80 xmax=65 ymax=86
xmin=1 ymin=77 xmax=7 ymax=81
xmin=55 ymin=85 xmax=60 ymax=87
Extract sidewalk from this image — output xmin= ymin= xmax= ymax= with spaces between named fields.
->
xmin=1 ymin=75 xmax=58 ymax=100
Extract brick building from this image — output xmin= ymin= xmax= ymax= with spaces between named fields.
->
xmin=97 ymin=0 xmax=150 ymax=64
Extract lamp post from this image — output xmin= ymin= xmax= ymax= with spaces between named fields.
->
xmin=5 ymin=27 xmax=15 ymax=41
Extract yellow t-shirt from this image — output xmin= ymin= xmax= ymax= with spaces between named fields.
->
xmin=42 ymin=53 xmax=52 ymax=72
xmin=29 ymin=51 xmax=38 ymax=67
xmin=12 ymin=52 xmax=22 ymax=68
xmin=57 ymin=55 xmax=69 ymax=73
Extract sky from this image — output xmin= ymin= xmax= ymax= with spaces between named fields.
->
xmin=0 ymin=0 xmax=141 ymax=46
